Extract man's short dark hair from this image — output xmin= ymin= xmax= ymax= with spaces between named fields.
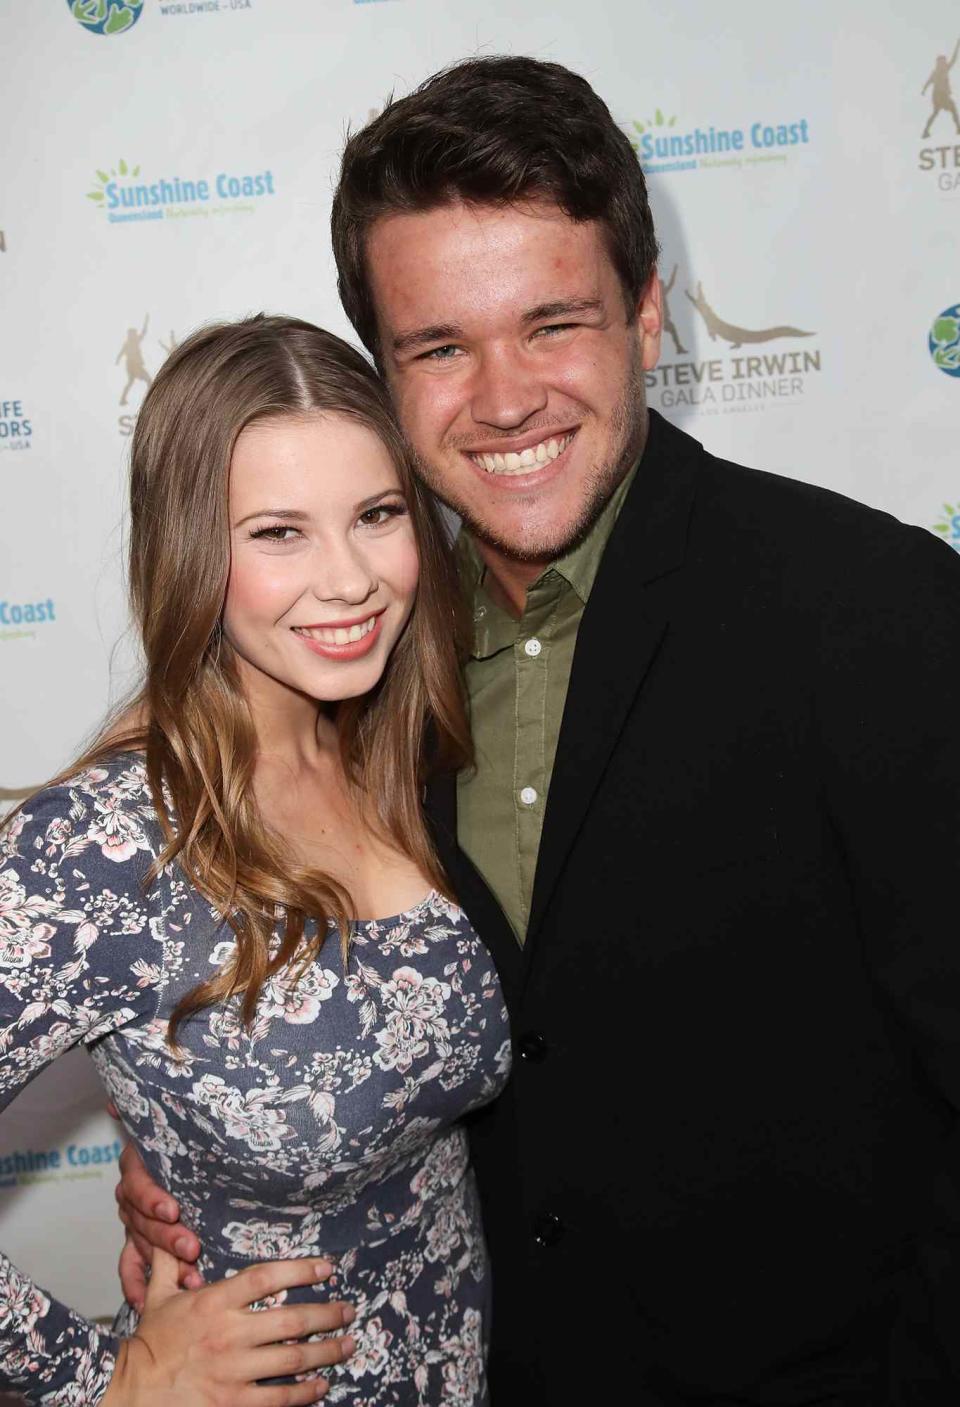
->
xmin=331 ymin=55 xmax=659 ymax=360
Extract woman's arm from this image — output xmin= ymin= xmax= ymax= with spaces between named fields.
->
xmin=0 ymin=773 xmax=163 ymax=1401
xmin=1 ymin=772 xmax=356 ymax=1403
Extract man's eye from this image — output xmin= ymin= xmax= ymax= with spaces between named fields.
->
xmin=534 ymin=323 xmax=575 ymax=338
xmin=421 ymin=344 xmax=461 ymax=361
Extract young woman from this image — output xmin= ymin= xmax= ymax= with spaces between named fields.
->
xmin=0 ymin=316 xmax=511 ymax=1405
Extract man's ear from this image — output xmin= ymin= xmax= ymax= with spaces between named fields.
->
xmin=637 ymin=271 xmax=663 ymax=372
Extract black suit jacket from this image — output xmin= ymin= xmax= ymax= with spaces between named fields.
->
xmin=426 ymin=411 xmax=960 ymax=1406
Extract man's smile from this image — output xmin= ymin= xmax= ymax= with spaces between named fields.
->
xmin=465 ymin=429 xmax=578 ymax=477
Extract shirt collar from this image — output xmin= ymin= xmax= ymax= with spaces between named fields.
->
xmin=456 ymin=455 xmax=641 ymax=661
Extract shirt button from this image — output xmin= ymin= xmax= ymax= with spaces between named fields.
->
xmin=524 ymin=638 xmax=542 ymax=657
xmin=519 ymin=1031 xmax=548 ymax=1062
xmin=533 ymin=1212 xmax=565 ymax=1248
xmin=519 ymin=786 xmax=538 ymax=806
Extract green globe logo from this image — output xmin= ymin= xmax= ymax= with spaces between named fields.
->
xmin=67 ymin=0 xmax=143 ymax=36
xmin=928 ymin=305 xmax=960 ymax=378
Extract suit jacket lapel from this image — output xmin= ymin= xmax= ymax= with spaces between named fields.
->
xmin=523 ymin=412 xmax=699 ymax=974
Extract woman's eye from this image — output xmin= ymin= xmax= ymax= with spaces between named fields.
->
xmin=359 ymin=503 xmax=406 ymax=527
xmin=250 ymin=525 xmax=299 ymax=542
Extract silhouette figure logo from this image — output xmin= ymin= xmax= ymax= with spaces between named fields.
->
xmin=922 ymin=40 xmax=960 ymax=137
xmin=116 ymin=315 xmax=153 ymax=405
xmin=67 ymin=0 xmax=144 ymax=35
xmin=929 ymin=305 xmax=960 ymax=377
xmin=685 ymin=282 xmax=814 ymax=349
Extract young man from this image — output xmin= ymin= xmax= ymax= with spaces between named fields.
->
xmin=117 ymin=57 xmax=960 ymax=1404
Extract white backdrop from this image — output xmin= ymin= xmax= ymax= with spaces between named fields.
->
xmin=1 ymin=0 xmax=958 ymax=1370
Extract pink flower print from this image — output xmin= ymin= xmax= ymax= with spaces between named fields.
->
xmin=0 ymin=868 xmax=58 ymax=969
xmin=345 ymin=1315 xmax=393 ymax=1379
xmin=0 ymin=1260 xmax=50 ymax=1335
xmin=88 ymin=793 xmax=147 ymax=863
xmin=382 ymin=967 xmax=451 ymax=1032
xmin=262 ymin=966 xmax=339 ymax=1027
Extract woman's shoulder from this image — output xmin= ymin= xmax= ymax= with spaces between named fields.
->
xmin=1 ymin=750 xmax=159 ymax=875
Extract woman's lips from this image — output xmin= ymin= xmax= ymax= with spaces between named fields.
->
xmin=292 ymin=611 xmax=384 ymax=661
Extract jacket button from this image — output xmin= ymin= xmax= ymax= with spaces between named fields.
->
xmin=518 ymin=1031 xmax=548 ymax=1062
xmin=533 ymin=1212 xmax=565 ymax=1248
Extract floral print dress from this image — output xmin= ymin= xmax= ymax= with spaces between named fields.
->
xmin=0 ymin=756 xmax=511 ymax=1405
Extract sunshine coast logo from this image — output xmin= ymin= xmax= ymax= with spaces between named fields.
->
xmin=932 ymin=500 xmax=960 ymax=552
xmin=0 ymin=400 xmax=32 ymax=453
xmin=67 ymin=0 xmax=144 ymax=35
xmin=918 ymin=38 xmax=960 ymax=190
xmin=88 ymin=159 xmax=276 ymax=223
xmin=0 ymin=1139 xmax=124 ymax=1190
xmin=928 ymin=304 xmax=960 ymax=375
xmin=645 ymin=268 xmax=821 ymax=416
xmin=0 ymin=597 xmax=56 ymax=643
xmin=629 ymin=109 xmax=811 ymax=176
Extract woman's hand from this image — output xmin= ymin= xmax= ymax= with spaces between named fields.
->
xmin=101 ymin=1248 xmax=355 ymax=1406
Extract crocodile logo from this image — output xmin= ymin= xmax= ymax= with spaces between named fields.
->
xmin=685 ymin=282 xmax=815 ymax=349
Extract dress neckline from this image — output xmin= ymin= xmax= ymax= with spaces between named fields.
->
xmin=348 ymin=888 xmax=442 ymax=930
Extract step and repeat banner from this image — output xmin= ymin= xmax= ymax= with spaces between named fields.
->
xmin=1 ymin=0 xmax=958 ymax=1371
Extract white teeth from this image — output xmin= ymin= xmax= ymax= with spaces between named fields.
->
xmin=472 ymin=433 xmax=573 ymax=475
xmin=294 ymin=616 xmax=377 ymax=646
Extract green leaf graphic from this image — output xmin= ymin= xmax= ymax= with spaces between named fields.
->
xmin=96 ymin=169 xmax=109 ymax=183
xmin=932 ymin=316 xmax=959 ymax=344
xmin=105 ymin=5 xmax=135 ymax=34
xmin=119 ymin=158 xmax=128 ymax=176
xmin=655 ymin=107 xmax=664 ymax=124
xmin=87 ymin=191 xmax=105 ymax=202
xmin=132 ymin=165 xmax=140 ymax=177
xmin=945 ymin=503 xmax=957 ymax=515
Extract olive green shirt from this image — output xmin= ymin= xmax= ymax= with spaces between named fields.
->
xmin=456 ymin=460 xmax=639 ymax=942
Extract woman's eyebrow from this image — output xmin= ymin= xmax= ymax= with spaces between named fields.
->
xmin=234 ymin=508 xmax=311 ymax=527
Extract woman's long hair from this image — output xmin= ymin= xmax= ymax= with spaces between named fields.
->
xmin=34 ymin=315 xmax=472 ymax=1039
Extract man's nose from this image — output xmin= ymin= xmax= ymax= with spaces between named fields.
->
xmin=470 ymin=347 xmax=548 ymax=430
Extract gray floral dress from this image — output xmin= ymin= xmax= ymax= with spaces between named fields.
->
xmin=0 ymin=756 xmax=511 ymax=1405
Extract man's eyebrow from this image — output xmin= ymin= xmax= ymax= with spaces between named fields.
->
xmin=390 ymin=299 xmax=604 ymax=356
xmin=392 ymin=323 xmax=464 ymax=356
xmin=521 ymin=298 xmax=605 ymax=325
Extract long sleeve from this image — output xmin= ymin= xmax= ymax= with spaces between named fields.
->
xmin=0 ymin=762 xmax=163 ymax=1404
xmin=814 ymin=524 xmax=960 ymax=1387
